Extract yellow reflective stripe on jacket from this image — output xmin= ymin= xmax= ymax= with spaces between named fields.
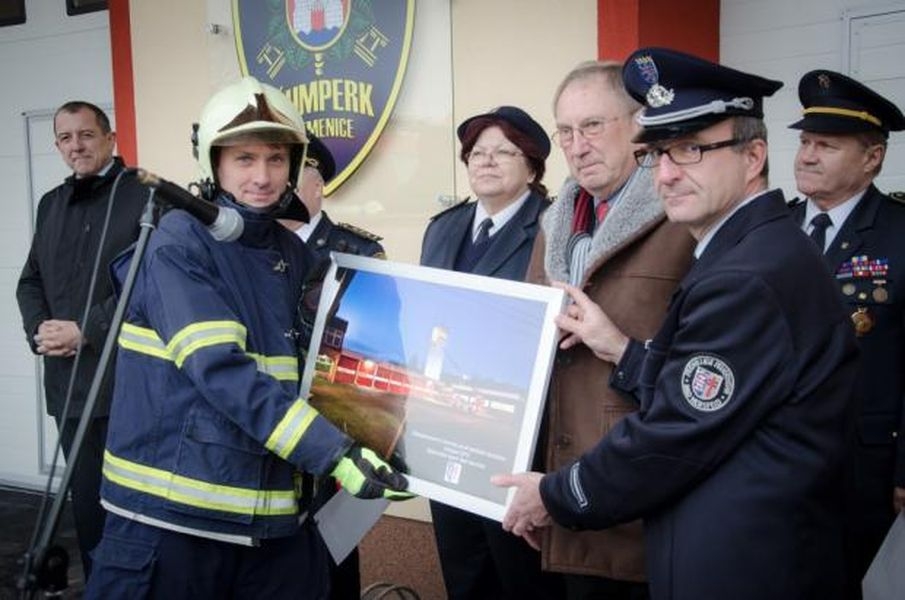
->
xmin=102 ymin=450 xmax=298 ymax=516
xmin=119 ymin=323 xmax=171 ymax=360
xmin=168 ymin=321 xmax=247 ymax=367
xmin=266 ymin=399 xmax=319 ymax=459
xmin=248 ymin=353 xmax=299 ymax=381
xmin=118 ymin=323 xmax=298 ymax=381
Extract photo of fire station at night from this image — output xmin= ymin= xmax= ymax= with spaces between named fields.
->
xmin=305 ymin=269 xmax=549 ymax=483
xmin=314 ymin=320 xmax=524 ymax=416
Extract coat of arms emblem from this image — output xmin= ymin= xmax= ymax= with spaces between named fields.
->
xmin=234 ymin=0 xmax=415 ymax=195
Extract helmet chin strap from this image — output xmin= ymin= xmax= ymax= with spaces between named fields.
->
xmin=205 ymin=182 xmax=310 ymax=222
xmin=266 ymin=188 xmax=310 ymax=222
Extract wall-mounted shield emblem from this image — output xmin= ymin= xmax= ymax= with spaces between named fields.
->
xmin=233 ymin=0 xmax=415 ymax=195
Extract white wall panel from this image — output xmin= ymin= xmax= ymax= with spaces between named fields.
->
xmin=0 ymin=0 xmax=112 ymax=489
xmin=723 ymin=0 xmax=905 ymax=197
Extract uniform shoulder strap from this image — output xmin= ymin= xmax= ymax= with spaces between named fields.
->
xmin=335 ymin=222 xmax=382 ymax=242
xmin=428 ymin=197 xmax=472 ymax=222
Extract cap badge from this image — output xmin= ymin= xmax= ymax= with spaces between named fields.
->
xmin=634 ymin=55 xmax=675 ymax=107
xmin=818 ymin=73 xmax=832 ymax=90
xmin=647 ymin=85 xmax=676 ymax=108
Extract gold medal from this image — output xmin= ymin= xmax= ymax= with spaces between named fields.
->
xmin=851 ymin=307 xmax=874 ymax=336
xmin=842 ymin=283 xmax=856 ymax=296
xmin=873 ymin=287 xmax=889 ymax=302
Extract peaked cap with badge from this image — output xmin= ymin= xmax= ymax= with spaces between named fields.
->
xmin=789 ymin=69 xmax=905 ymax=138
xmin=303 ymin=132 xmax=337 ymax=182
xmin=299 ymin=133 xmax=384 ymax=259
xmin=622 ymin=47 xmax=783 ymax=143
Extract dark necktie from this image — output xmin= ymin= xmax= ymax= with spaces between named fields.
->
xmin=474 ymin=217 xmax=493 ymax=245
xmin=809 ymin=213 xmax=832 ymax=252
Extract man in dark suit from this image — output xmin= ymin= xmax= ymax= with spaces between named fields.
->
xmin=788 ymin=69 xmax=905 ymax=599
xmin=16 ymin=101 xmax=147 ymax=580
xmin=420 ymin=106 xmax=563 ymax=599
xmin=496 ymin=48 xmax=859 ymax=600
xmin=282 ymin=133 xmax=385 ymax=261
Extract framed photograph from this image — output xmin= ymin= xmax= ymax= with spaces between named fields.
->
xmin=300 ymin=253 xmax=564 ymax=521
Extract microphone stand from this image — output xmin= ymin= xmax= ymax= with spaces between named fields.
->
xmin=17 ymin=194 xmax=162 ymax=599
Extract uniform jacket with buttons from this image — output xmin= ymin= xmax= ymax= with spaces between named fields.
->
xmin=420 ymin=191 xmax=549 ymax=279
xmin=541 ymin=191 xmax=859 ymax=600
xmin=792 ymin=185 xmax=905 ymax=488
xmin=101 ymin=200 xmax=351 ymax=543
xmin=525 ymin=171 xmax=694 ymax=580
xmin=16 ymin=157 xmax=147 ymax=418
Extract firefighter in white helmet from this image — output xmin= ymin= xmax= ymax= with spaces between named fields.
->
xmin=85 ymin=76 xmax=409 ymax=599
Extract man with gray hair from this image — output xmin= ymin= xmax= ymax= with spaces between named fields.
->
xmin=497 ymin=47 xmax=859 ymax=600
xmin=522 ymin=60 xmax=694 ymax=599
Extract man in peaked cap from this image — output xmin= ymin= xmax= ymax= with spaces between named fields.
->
xmin=787 ymin=69 xmax=905 ymax=600
xmin=495 ymin=48 xmax=859 ymax=600
xmin=281 ymin=133 xmax=385 ymax=261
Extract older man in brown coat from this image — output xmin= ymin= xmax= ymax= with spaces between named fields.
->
xmin=525 ymin=61 xmax=694 ymax=599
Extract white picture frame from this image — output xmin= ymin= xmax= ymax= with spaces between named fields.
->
xmin=299 ymin=253 xmax=564 ymax=521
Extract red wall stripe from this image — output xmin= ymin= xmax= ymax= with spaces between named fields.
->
xmin=598 ymin=0 xmax=719 ymax=63
xmin=109 ymin=0 xmax=137 ymax=165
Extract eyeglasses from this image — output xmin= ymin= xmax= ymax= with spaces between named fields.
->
xmin=552 ymin=116 xmax=622 ymax=148
xmin=634 ymin=138 xmax=744 ymax=168
xmin=465 ymin=148 xmax=524 ymax=164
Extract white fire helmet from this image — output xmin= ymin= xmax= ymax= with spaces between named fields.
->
xmin=195 ymin=76 xmax=308 ymax=186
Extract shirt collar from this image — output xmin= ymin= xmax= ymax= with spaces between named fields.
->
xmin=473 ymin=189 xmax=531 ymax=240
xmin=594 ymin=173 xmax=633 ymax=211
xmin=694 ymin=189 xmax=769 ymax=258
xmin=74 ymin=158 xmax=115 ymax=179
xmin=802 ymin=190 xmax=865 ymax=234
xmin=294 ymin=210 xmax=323 ymax=243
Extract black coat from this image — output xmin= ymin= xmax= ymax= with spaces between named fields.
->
xmin=420 ymin=191 xmax=549 ymax=280
xmin=792 ymin=185 xmax=905 ymax=484
xmin=16 ymin=157 xmax=148 ymax=418
xmin=419 ymin=189 xmax=561 ymax=600
xmin=541 ymin=191 xmax=859 ymax=600
xmin=791 ymin=185 xmax=905 ymax=587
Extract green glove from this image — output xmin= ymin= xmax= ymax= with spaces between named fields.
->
xmin=331 ymin=444 xmax=412 ymax=500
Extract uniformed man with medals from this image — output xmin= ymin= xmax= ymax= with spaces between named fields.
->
xmin=788 ymin=69 xmax=905 ymax=600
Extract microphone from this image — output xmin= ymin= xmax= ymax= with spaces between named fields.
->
xmin=135 ymin=169 xmax=244 ymax=242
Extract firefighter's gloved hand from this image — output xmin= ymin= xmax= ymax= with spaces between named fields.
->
xmin=331 ymin=444 xmax=412 ymax=500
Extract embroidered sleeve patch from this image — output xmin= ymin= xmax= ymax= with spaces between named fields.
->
xmin=680 ymin=354 xmax=735 ymax=412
